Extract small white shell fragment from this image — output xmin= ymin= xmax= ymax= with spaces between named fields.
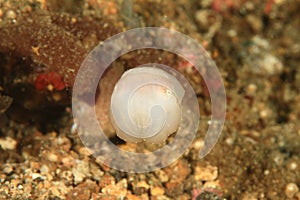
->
xmin=0 ymin=137 xmax=17 ymax=150
xmin=110 ymin=67 xmax=185 ymax=143
xmin=285 ymin=183 xmax=299 ymax=198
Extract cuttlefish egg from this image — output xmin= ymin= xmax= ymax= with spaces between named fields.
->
xmin=110 ymin=67 xmax=185 ymax=143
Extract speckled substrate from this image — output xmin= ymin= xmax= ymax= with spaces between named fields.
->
xmin=0 ymin=0 xmax=300 ymax=199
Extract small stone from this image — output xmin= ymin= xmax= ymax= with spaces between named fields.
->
xmin=151 ymin=186 xmax=165 ymax=196
xmin=3 ymin=164 xmax=13 ymax=174
xmin=259 ymin=53 xmax=283 ymax=75
xmin=194 ymin=9 xmax=221 ymax=39
xmin=203 ymin=180 xmax=221 ymax=189
xmin=259 ymin=109 xmax=269 ymax=119
xmin=0 ymin=137 xmax=17 ymax=150
xmin=165 ymin=181 xmax=184 ymax=197
xmin=195 ymin=10 xmax=211 ymax=28
xmin=126 ymin=193 xmax=144 ymax=200
xmin=245 ymin=36 xmax=283 ymax=76
xmin=246 ymin=84 xmax=257 ymax=95
xmin=51 ymin=181 xmax=70 ymax=197
xmin=0 ymin=94 xmax=12 ymax=114
xmin=285 ymin=183 xmax=299 ymax=198
xmin=288 ymin=161 xmax=298 ymax=171
xmin=60 ymin=170 xmax=73 ymax=185
xmin=193 ymin=139 xmax=204 ymax=150
xmin=5 ymin=10 xmax=16 ymax=20
xmin=227 ymin=29 xmax=237 ymax=37
xmin=196 ymin=190 xmax=221 ymax=200
xmin=246 ymin=15 xmax=263 ymax=32
xmin=152 ymin=195 xmax=170 ymax=200
xmin=99 ymin=173 xmax=115 ymax=188
xmin=17 ymin=184 xmax=23 ymax=190
xmin=78 ymin=147 xmax=92 ymax=156
xmin=72 ymin=160 xmax=91 ymax=185
xmin=264 ymin=170 xmax=270 ymax=175
xmin=40 ymin=164 xmax=49 ymax=175
xmin=164 ymin=159 xmax=191 ymax=183
xmin=62 ymin=156 xmax=75 ymax=167
xmin=31 ymin=173 xmax=43 ymax=180
xmin=194 ymin=165 xmax=218 ymax=181
xmin=132 ymin=180 xmax=149 ymax=195
xmin=66 ymin=179 xmax=99 ymax=200
xmin=199 ymin=0 xmax=213 ymax=8
xmin=89 ymin=163 xmax=104 ymax=181
xmin=155 ymin=170 xmax=169 ymax=183
xmin=30 ymin=161 xmax=41 ymax=171
xmin=47 ymin=152 xmax=58 ymax=162
xmin=101 ymin=179 xmax=127 ymax=198
xmin=225 ymin=137 xmax=234 ymax=145
xmin=57 ymin=136 xmax=72 ymax=151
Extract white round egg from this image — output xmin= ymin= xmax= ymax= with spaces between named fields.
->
xmin=110 ymin=67 xmax=185 ymax=143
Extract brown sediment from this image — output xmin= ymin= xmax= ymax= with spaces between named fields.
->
xmin=0 ymin=10 xmax=122 ymax=87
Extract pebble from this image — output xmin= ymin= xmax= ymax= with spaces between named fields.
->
xmin=101 ymin=178 xmax=127 ymax=198
xmin=194 ymin=9 xmax=222 ymax=40
xmin=192 ymin=139 xmax=205 ymax=150
xmin=61 ymin=155 xmax=75 ymax=167
xmin=151 ymin=186 xmax=165 ymax=196
xmin=203 ymin=180 xmax=221 ymax=189
xmin=57 ymin=136 xmax=72 ymax=151
xmin=225 ymin=137 xmax=234 ymax=145
xmin=227 ymin=29 xmax=237 ymax=37
xmin=17 ymin=184 xmax=23 ymax=190
xmin=165 ymin=181 xmax=184 ymax=197
xmin=78 ymin=147 xmax=92 ymax=156
xmin=241 ymin=192 xmax=258 ymax=200
xmin=132 ymin=180 xmax=150 ymax=195
xmin=195 ymin=10 xmax=211 ymax=28
xmin=126 ymin=193 xmax=146 ymax=200
xmin=164 ymin=159 xmax=191 ymax=182
xmin=264 ymin=170 xmax=270 ymax=175
xmin=99 ymin=173 xmax=115 ymax=188
xmin=72 ymin=160 xmax=91 ymax=185
xmin=30 ymin=161 xmax=40 ymax=171
xmin=39 ymin=164 xmax=49 ymax=175
xmin=89 ymin=163 xmax=104 ymax=181
xmin=0 ymin=137 xmax=17 ymax=150
xmin=199 ymin=0 xmax=213 ymax=8
xmin=244 ymin=36 xmax=283 ymax=76
xmin=246 ymin=15 xmax=263 ymax=33
xmin=194 ymin=165 xmax=218 ymax=181
xmin=244 ymin=1 xmax=255 ymax=11
xmin=3 ymin=164 xmax=13 ymax=174
xmin=287 ymin=161 xmax=298 ymax=171
xmin=51 ymin=181 xmax=70 ymax=198
xmin=246 ymin=84 xmax=257 ymax=95
xmin=285 ymin=183 xmax=299 ymax=198
xmin=60 ymin=170 xmax=73 ymax=185
xmin=46 ymin=152 xmax=58 ymax=162
xmin=5 ymin=10 xmax=16 ymax=20
xmin=154 ymin=170 xmax=169 ymax=183
xmin=66 ymin=180 xmax=98 ymax=200
xmin=259 ymin=54 xmax=283 ymax=75
xmin=259 ymin=109 xmax=270 ymax=119
xmin=31 ymin=173 xmax=43 ymax=180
